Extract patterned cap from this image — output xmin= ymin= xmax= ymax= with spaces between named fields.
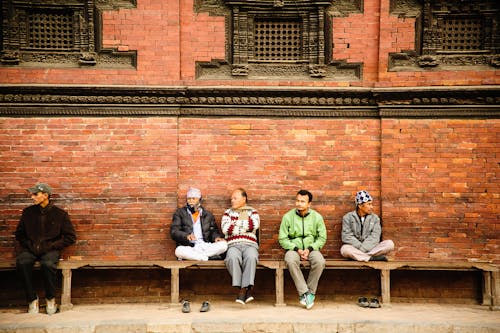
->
xmin=355 ymin=190 xmax=372 ymax=205
xmin=27 ymin=183 xmax=52 ymax=195
xmin=186 ymin=187 xmax=202 ymax=198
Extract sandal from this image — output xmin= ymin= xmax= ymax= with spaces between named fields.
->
xmin=369 ymin=298 xmax=381 ymax=308
xmin=357 ymin=296 xmax=369 ymax=307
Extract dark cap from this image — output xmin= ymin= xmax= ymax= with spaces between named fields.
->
xmin=27 ymin=183 xmax=52 ymax=195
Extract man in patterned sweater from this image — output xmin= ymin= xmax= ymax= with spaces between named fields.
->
xmin=221 ymin=188 xmax=260 ymax=304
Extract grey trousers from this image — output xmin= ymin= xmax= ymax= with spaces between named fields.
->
xmin=224 ymin=243 xmax=259 ymax=288
xmin=340 ymin=240 xmax=395 ymax=262
xmin=284 ymin=250 xmax=325 ymax=296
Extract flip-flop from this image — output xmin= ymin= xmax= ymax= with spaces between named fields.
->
xmin=369 ymin=298 xmax=381 ymax=308
xmin=357 ymin=296 xmax=369 ymax=307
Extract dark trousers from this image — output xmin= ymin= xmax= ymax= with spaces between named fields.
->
xmin=16 ymin=250 xmax=60 ymax=302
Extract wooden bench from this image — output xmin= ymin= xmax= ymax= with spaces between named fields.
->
xmin=314 ymin=260 xmax=499 ymax=308
xmin=56 ymin=259 xmax=283 ymax=310
xmin=2 ymin=259 xmax=498 ymax=311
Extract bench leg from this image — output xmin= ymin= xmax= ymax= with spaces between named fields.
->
xmin=482 ymin=271 xmax=492 ymax=306
xmin=275 ymin=267 xmax=286 ymax=307
xmin=59 ymin=268 xmax=73 ymax=312
xmin=170 ymin=267 xmax=180 ymax=305
xmin=491 ymin=270 xmax=499 ymax=311
xmin=380 ymin=269 xmax=390 ymax=305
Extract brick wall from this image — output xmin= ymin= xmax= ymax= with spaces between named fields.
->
xmin=381 ymin=119 xmax=499 ymax=260
xmin=0 ymin=0 xmax=497 ymax=86
xmin=1 ymin=117 xmax=498 ymax=264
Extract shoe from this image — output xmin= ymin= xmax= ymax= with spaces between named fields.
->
xmin=235 ymin=294 xmax=246 ymax=304
xmin=200 ymin=301 xmax=210 ymax=312
xmin=245 ymin=287 xmax=254 ymax=303
xmin=369 ymin=255 xmax=388 ymax=262
xmin=46 ymin=298 xmax=57 ymax=315
xmin=208 ymin=255 xmax=222 ymax=260
xmin=357 ymin=296 xmax=369 ymax=307
xmin=28 ymin=297 xmax=39 ymax=314
xmin=305 ymin=292 xmax=315 ymax=310
xmin=299 ymin=293 xmax=307 ymax=306
xmin=369 ymin=298 xmax=381 ymax=308
xmin=181 ymin=300 xmax=191 ymax=313
xmin=235 ymin=288 xmax=246 ymax=305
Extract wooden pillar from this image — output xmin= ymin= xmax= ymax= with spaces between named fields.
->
xmin=482 ymin=271 xmax=492 ymax=306
xmin=491 ymin=270 xmax=499 ymax=311
xmin=275 ymin=266 xmax=286 ymax=307
xmin=380 ymin=269 xmax=391 ymax=305
xmin=170 ymin=267 xmax=180 ymax=305
xmin=59 ymin=268 xmax=73 ymax=311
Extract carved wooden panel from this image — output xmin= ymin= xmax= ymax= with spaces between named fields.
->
xmin=389 ymin=0 xmax=499 ymax=71
xmin=195 ymin=0 xmax=362 ymax=81
xmin=0 ymin=0 xmax=136 ymax=68
xmin=0 ymin=86 xmax=498 ymax=118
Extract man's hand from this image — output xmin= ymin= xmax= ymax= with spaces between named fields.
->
xmin=298 ymin=248 xmax=310 ymax=261
xmin=187 ymin=233 xmax=197 ymax=241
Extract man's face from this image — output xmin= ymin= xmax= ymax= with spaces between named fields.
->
xmin=31 ymin=192 xmax=49 ymax=206
xmin=187 ymin=197 xmax=201 ymax=206
xmin=295 ymin=194 xmax=311 ymax=213
xmin=357 ymin=201 xmax=373 ymax=216
xmin=231 ymin=190 xmax=246 ymax=209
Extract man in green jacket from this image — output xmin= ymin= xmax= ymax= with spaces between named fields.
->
xmin=279 ymin=190 xmax=326 ymax=310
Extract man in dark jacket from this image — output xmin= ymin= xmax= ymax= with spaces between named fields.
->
xmin=170 ymin=187 xmax=227 ymax=313
xmin=15 ymin=183 xmax=76 ymax=315
xmin=170 ymin=187 xmax=227 ymax=261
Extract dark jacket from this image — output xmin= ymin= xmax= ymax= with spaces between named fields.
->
xmin=15 ymin=202 xmax=77 ymax=256
xmin=170 ymin=206 xmax=223 ymax=246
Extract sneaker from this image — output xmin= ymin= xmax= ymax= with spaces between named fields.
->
xmin=200 ymin=301 xmax=210 ymax=312
xmin=357 ymin=296 xmax=370 ymax=308
xmin=28 ymin=297 xmax=39 ymax=314
xmin=235 ymin=294 xmax=246 ymax=305
xmin=299 ymin=293 xmax=307 ymax=307
xmin=181 ymin=300 xmax=191 ymax=313
xmin=305 ymin=292 xmax=315 ymax=310
xmin=235 ymin=288 xmax=246 ymax=305
xmin=46 ymin=298 xmax=57 ymax=315
xmin=245 ymin=288 xmax=254 ymax=304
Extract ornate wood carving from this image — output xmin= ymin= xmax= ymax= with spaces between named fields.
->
xmin=0 ymin=0 xmax=136 ymax=68
xmin=389 ymin=0 xmax=499 ymax=71
xmin=195 ymin=0 xmax=362 ymax=80
xmin=0 ymin=85 xmax=498 ymax=118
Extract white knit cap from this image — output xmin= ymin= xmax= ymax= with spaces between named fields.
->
xmin=186 ymin=187 xmax=202 ymax=198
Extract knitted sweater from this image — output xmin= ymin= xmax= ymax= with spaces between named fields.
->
xmin=221 ymin=205 xmax=259 ymax=246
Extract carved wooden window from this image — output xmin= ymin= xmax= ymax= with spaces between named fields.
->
xmin=253 ymin=19 xmax=302 ymax=62
xmin=389 ymin=0 xmax=499 ymax=69
xmin=441 ymin=16 xmax=483 ymax=52
xmin=195 ymin=0 xmax=363 ymax=80
xmin=0 ymin=0 xmax=136 ymax=68
xmin=27 ymin=9 xmax=77 ymax=51
xmin=224 ymin=0 xmax=332 ymax=78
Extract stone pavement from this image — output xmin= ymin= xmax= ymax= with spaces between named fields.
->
xmin=0 ymin=300 xmax=499 ymax=333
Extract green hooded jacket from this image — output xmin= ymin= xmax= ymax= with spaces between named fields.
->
xmin=279 ymin=208 xmax=327 ymax=251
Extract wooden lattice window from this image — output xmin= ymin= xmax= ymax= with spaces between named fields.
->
xmin=253 ymin=19 xmax=302 ymax=62
xmin=1 ymin=0 xmax=137 ymax=68
xmin=27 ymin=9 xmax=76 ymax=50
xmin=441 ymin=16 xmax=483 ymax=52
